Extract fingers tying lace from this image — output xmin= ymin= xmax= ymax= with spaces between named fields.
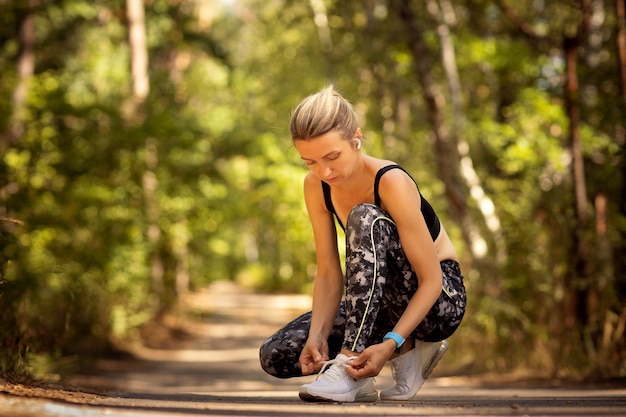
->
xmin=316 ymin=356 xmax=358 ymax=379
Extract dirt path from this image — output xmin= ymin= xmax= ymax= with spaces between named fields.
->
xmin=1 ymin=281 xmax=625 ymax=416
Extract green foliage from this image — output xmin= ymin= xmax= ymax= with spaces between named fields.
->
xmin=1 ymin=0 xmax=624 ymax=380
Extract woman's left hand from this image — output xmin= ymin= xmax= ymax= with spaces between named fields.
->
xmin=345 ymin=342 xmax=395 ymax=379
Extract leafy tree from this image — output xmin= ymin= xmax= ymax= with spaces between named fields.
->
xmin=0 ymin=0 xmax=624 ymax=380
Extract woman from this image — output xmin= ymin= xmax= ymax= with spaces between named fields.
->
xmin=259 ymin=86 xmax=466 ymax=403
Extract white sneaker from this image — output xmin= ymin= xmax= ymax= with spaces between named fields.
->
xmin=380 ymin=340 xmax=449 ymax=400
xmin=299 ymin=354 xmax=378 ymax=402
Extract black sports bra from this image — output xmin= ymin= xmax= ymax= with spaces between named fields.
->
xmin=321 ymin=165 xmax=441 ymax=241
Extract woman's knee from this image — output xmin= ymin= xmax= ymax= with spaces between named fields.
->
xmin=259 ymin=337 xmax=302 ymax=379
xmin=346 ymin=204 xmax=386 ymax=230
xmin=259 ymin=338 xmax=283 ymax=377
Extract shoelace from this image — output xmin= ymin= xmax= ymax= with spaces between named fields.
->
xmin=316 ymin=356 xmax=358 ymax=381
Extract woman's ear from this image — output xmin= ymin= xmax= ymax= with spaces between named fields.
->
xmin=353 ymin=128 xmax=363 ymax=150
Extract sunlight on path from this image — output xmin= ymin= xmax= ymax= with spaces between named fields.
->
xmin=68 ymin=281 xmax=327 ymax=395
xmin=5 ymin=281 xmax=625 ymax=416
xmin=3 ymin=384 xmax=626 ymax=417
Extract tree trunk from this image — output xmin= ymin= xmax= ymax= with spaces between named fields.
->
xmin=142 ymin=139 xmax=164 ymax=298
xmin=127 ymin=0 xmax=149 ymax=103
xmin=614 ymin=0 xmax=626 ymax=306
xmin=2 ymin=0 xmax=35 ymax=222
xmin=7 ymin=0 xmax=36 ymax=146
xmin=0 ymin=0 xmax=35 ymax=374
xmin=564 ymin=35 xmax=591 ymax=330
xmin=309 ymin=0 xmax=333 ymax=52
xmin=426 ymin=0 xmax=506 ymax=266
xmin=126 ymin=0 xmax=164 ymax=303
xmin=393 ymin=0 xmax=494 ymax=270
xmin=605 ymin=0 xmax=626 ymax=376
xmin=1 ymin=0 xmax=35 ymax=273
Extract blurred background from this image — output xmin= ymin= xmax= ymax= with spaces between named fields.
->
xmin=1 ymin=0 xmax=625 ymax=383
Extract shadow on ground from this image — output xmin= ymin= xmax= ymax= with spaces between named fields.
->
xmin=1 ymin=281 xmax=625 ymax=416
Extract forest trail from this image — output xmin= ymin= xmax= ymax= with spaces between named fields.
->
xmin=1 ymin=281 xmax=625 ymax=416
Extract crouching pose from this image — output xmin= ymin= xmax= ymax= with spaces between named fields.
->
xmin=259 ymin=86 xmax=466 ymax=402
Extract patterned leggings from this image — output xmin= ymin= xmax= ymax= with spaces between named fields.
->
xmin=259 ymin=204 xmax=466 ymax=378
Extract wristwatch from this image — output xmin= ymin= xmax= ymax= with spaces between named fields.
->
xmin=383 ymin=331 xmax=406 ymax=354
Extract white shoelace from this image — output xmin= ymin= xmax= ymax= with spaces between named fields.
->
xmin=316 ymin=355 xmax=358 ymax=381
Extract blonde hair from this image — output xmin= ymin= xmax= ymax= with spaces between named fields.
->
xmin=289 ymin=85 xmax=358 ymax=141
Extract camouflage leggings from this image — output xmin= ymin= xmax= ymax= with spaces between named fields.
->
xmin=259 ymin=204 xmax=466 ymax=378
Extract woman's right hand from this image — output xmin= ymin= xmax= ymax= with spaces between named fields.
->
xmin=299 ymin=337 xmax=329 ymax=375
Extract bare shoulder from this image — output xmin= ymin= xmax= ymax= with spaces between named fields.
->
xmin=377 ymin=165 xmax=419 ymax=195
xmin=365 ymin=157 xmax=412 ymax=184
xmin=303 ymin=171 xmax=320 ymax=189
xmin=302 ymin=172 xmax=327 ymax=213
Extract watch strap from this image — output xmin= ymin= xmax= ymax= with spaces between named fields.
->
xmin=383 ymin=331 xmax=406 ymax=354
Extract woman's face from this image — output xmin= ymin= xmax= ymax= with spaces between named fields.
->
xmin=294 ymin=130 xmax=360 ymax=185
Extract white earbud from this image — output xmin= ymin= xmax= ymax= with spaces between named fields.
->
xmin=354 ymin=138 xmax=361 ymax=150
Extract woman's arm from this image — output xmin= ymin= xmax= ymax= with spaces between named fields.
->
xmin=381 ymin=170 xmax=442 ymax=337
xmin=346 ymin=169 xmax=443 ymax=377
xmin=300 ymin=173 xmax=344 ymax=374
xmin=380 ymin=170 xmax=443 ymax=340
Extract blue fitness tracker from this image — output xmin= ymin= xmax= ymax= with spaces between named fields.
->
xmin=383 ymin=331 xmax=406 ymax=354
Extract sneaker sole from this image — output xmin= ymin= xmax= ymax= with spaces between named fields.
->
xmin=299 ymin=387 xmax=378 ymax=403
xmin=422 ymin=340 xmax=449 ymax=379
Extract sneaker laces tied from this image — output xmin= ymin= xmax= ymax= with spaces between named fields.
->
xmin=316 ymin=356 xmax=358 ymax=381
